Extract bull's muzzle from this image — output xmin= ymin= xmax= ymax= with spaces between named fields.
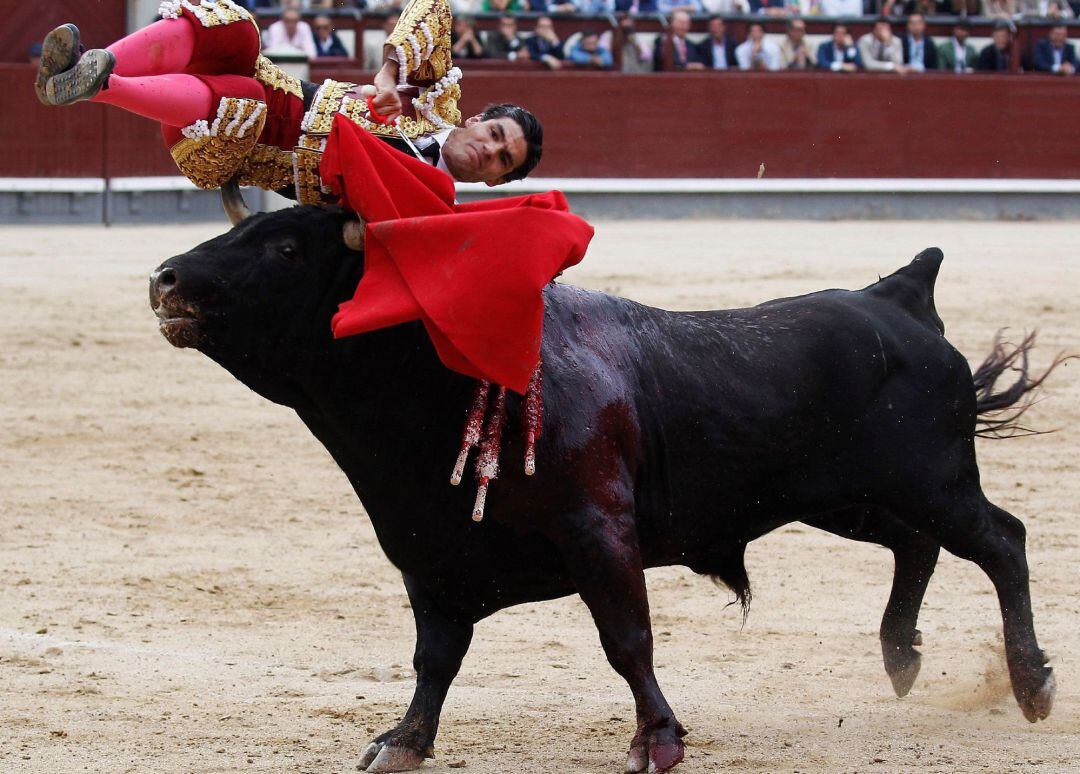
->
xmin=149 ymin=267 xmax=201 ymax=349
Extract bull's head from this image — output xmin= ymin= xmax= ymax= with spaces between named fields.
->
xmin=149 ymin=184 xmax=365 ymax=363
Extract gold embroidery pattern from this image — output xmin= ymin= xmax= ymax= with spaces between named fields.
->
xmin=386 ymin=0 xmax=452 ymax=83
xmin=253 ymin=55 xmax=304 ymax=99
xmin=169 ymin=97 xmax=267 ymax=190
xmin=339 ymin=90 xmax=456 ymax=140
xmin=236 ymin=143 xmax=295 ymax=192
xmin=293 ymin=135 xmax=328 ymax=206
xmin=162 ymin=0 xmax=255 ymax=29
xmin=301 ymin=79 xmax=356 ymax=137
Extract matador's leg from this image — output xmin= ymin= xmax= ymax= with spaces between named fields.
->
xmin=106 ymin=18 xmax=197 ymax=77
xmin=45 ymin=0 xmax=261 ymax=105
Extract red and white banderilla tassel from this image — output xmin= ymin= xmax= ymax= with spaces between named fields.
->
xmin=471 ymin=386 xmax=507 ymax=521
xmin=451 ymin=380 xmax=490 ymax=486
xmin=450 ymin=361 xmax=544 ymax=522
xmin=523 ymin=364 xmax=543 ymax=476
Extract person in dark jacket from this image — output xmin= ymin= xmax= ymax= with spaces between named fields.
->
xmin=312 ymin=16 xmax=349 ymax=58
xmin=695 ymin=17 xmax=738 ymax=70
xmin=977 ymin=21 xmax=1013 ymax=72
xmin=818 ymin=23 xmax=862 ymax=72
xmin=901 ymin=12 xmax=938 ymax=71
xmin=1033 ymin=24 xmax=1077 ymax=75
xmin=525 ymin=16 xmax=564 ymax=69
xmin=615 ymin=0 xmax=660 ymax=11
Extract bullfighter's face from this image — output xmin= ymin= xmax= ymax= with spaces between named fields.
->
xmin=149 ymin=207 xmax=362 ymax=357
xmin=441 ymin=115 xmax=526 ymax=187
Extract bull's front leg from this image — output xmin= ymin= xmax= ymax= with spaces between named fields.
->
xmin=557 ymin=505 xmax=686 ymax=774
xmin=359 ymin=574 xmax=473 ymax=773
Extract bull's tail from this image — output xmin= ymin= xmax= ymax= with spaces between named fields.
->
xmin=972 ymin=331 xmax=1072 ymax=439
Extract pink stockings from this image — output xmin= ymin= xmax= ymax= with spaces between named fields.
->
xmin=106 ymin=18 xmax=196 ymax=77
xmin=89 ymin=18 xmax=210 ymax=128
xmin=93 ymin=73 xmax=213 ymax=128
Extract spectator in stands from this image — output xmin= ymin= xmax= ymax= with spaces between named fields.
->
xmin=619 ymin=17 xmax=655 ymax=72
xmin=937 ymin=19 xmax=977 ymax=73
xmin=818 ymin=23 xmax=862 ymax=71
xmin=660 ymin=0 xmax=706 ymax=12
xmin=902 ymin=13 xmax=938 ymax=72
xmin=547 ymin=0 xmax=579 ymax=12
xmin=576 ymin=0 xmax=616 ymax=10
xmin=905 ymin=0 xmax=940 ymax=15
xmin=821 ymin=0 xmax=863 ymax=14
xmin=736 ymin=22 xmax=782 ymax=70
xmin=526 ymin=17 xmax=565 ymax=69
xmin=702 ymin=0 xmax=751 ymax=12
xmin=696 ymin=17 xmax=739 ymax=70
xmin=1034 ymin=23 xmax=1077 ymax=73
xmin=452 ymin=16 xmax=485 ymax=60
xmin=752 ymin=0 xmax=791 ymax=15
xmin=363 ymin=14 xmax=399 ymax=70
xmin=484 ymin=0 xmax=528 ymax=10
xmin=858 ymin=18 xmax=905 ymax=72
xmin=615 ymin=0 xmax=661 ymax=11
xmin=312 ymin=16 xmax=348 ymax=57
xmin=981 ymin=0 xmax=1018 ymax=17
xmin=570 ymin=30 xmax=615 ymax=68
xmin=485 ymin=16 xmax=530 ymax=60
xmin=654 ymin=11 xmax=704 ymax=71
xmin=263 ymin=8 xmax=318 ymax=58
xmin=977 ymin=20 xmax=1013 ymax=71
xmin=779 ymin=18 xmax=815 ymax=69
xmin=1040 ymin=0 xmax=1076 ymax=19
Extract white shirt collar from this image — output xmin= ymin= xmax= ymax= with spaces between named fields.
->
xmin=421 ymin=129 xmax=454 ymax=176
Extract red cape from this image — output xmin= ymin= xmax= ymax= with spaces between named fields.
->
xmin=320 ymin=116 xmax=593 ymax=394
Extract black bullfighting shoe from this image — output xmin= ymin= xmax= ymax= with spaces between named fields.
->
xmin=46 ymin=48 xmax=115 ymax=106
xmin=34 ymin=23 xmax=82 ymax=106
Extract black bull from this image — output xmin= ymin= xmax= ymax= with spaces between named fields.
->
xmin=149 ymin=206 xmax=1056 ymax=773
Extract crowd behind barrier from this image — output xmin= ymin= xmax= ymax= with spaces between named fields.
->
xmin=239 ymin=3 xmax=1080 ymax=76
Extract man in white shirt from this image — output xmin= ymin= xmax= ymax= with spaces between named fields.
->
xmin=736 ymin=22 xmax=782 ymax=71
xmin=263 ymin=9 xmax=318 ymax=59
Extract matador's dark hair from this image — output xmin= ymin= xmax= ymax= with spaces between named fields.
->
xmin=480 ymin=103 xmax=543 ymax=182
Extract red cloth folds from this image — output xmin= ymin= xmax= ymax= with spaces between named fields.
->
xmin=321 ymin=116 xmax=593 ymax=394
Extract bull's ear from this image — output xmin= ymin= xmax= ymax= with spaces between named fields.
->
xmin=342 ymin=220 xmax=365 ymax=251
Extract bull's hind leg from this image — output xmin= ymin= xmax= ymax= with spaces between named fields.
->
xmin=805 ymin=508 xmax=940 ymax=696
xmin=905 ymin=492 xmax=1054 ymax=722
xmin=358 ymin=575 xmax=473 ymax=773
xmin=558 ymin=506 xmax=686 ymax=774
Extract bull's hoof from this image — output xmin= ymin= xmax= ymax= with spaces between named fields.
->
xmin=358 ymin=742 xmax=426 ymax=773
xmin=1018 ymin=669 xmax=1056 ymax=723
xmin=881 ymin=640 xmax=922 ymax=698
xmin=625 ymin=719 xmax=687 ymax=773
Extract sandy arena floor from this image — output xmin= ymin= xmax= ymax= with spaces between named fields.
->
xmin=1 ymin=220 xmax=1078 ymax=773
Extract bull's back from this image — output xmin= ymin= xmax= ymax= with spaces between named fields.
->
xmin=539 ymin=282 xmax=970 ymax=547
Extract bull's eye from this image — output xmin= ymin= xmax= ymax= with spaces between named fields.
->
xmin=278 ymin=242 xmax=299 ymax=262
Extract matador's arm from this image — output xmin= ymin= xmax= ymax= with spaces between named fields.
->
xmin=370 ymin=0 xmax=455 ymax=121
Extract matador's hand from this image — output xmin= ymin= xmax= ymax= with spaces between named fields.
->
xmin=371 ymin=63 xmax=403 ymax=122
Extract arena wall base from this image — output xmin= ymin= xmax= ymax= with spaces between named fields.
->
xmin=455 ymin=179 xmax=1080 ymax=222
xmin=2 ymin=178 xmax=1079 ymax=224
xmin=484 ymin=192 xmax=1080 ymax=222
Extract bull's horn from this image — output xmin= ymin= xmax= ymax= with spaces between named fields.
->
xmin=221 ymin=177 xmax=253 ymax=226
xmin=343 ymin=219 xmax=365 ymax=251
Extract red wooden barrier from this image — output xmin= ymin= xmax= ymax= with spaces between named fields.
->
xmin=0 ymin=0 xmax=126 ymax=64
xmin=4 ymin=63 xmax=1079 ymax=180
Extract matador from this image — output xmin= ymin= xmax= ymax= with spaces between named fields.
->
xmin=35 ymin=0 xmax=542 ymax=204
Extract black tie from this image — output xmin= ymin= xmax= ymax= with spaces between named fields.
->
xmin=419 ymin=140 xmax=441 ymax=166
